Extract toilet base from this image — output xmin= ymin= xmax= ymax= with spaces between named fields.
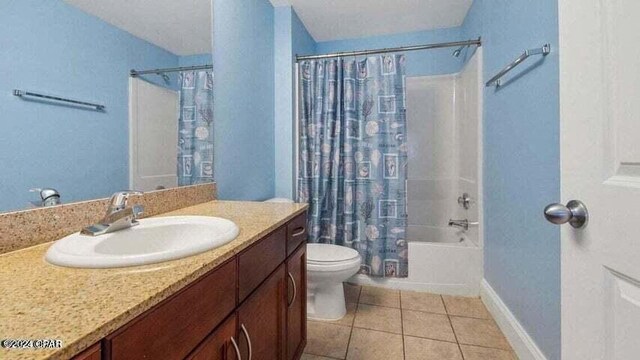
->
xmin=307 ymin=282 xmax=347 ymax=321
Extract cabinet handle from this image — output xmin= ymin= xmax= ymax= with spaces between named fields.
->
xmin=291 ymin=227 xmax=305 ymax=237
xmin=229 ymin=336 xmax=242 ymax=360
xmin=240 ymin=324 xmax=252 ymax=360
xmin=287 ymin=272 xmax=297 ymax=308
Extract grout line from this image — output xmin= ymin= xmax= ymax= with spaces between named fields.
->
xmin=400 ymin=304 xmax=491 ymax=320
xmin=442 ymin=295 xmax=466 ymax=360
xmin=456 ymin=341 xmax=514 ymax=352
xmin=307 ymin=319 xmax=353 ymax=328
xmin=343 ymin=302 xmax=358 ymax=360
xmin=397 ymin=333 xmax=459 ymax=345
xmin=400 ymin=291 xmax=406 ymax=360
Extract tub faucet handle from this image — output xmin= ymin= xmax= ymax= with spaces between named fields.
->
xmin=457 ymin=193 xmax=473 ymax=209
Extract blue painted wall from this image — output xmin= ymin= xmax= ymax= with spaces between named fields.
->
xmin=462 ymin=1 xmax=561 ymax=358
xmin=212 ymin=0 xmax=275 ymax=200
xmin=274 ymin=6 xmax=316 ymax=199
xmin=179 ymin=54 xmax=213 ymax=67
xmin=316 ymin=27 xmax=468 ymax=77
xmin=0 ymin=0 xmax=180 ymax=212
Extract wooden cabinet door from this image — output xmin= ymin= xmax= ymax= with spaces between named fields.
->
xmin=286 ymin=244 xmax=307 ymax=360
xmin=237 ymin=265 xmax=286 ymax=360
xmin=187 ymin=314 xmax=237 ymax=360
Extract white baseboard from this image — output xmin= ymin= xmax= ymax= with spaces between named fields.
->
xmin=480 ymin=279 xmax=547 ymax=360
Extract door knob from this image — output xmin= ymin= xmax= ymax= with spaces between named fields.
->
xmin=544 ymin=200 xmax=588 ymax=229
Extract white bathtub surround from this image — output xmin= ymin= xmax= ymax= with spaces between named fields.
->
xmin=351 ymin=51 xmax=484 ymax=296
xmin=307 ymin=243 xmax=362 ymax=320
xmin=481 ymin=279 xmax=548 ymax=360
xmin=350 ymin=228 xmax=482 ymax=296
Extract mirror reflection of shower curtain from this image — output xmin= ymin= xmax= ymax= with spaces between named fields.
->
xmin=297 ymin=54 xmax=409 ymax=278
xmin=177 ymin=70 xmax=214 ymax=186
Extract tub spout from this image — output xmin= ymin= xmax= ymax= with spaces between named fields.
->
xmin=448 ymin=219 xmax=478 ymax=231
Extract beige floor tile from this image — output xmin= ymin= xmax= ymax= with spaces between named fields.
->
xmin=442 ymin=295 xmax=491 ymax=319
xmin=450 ymin=316 xmax=511 ymax=350
xmin=359 ymin=286 xmax=400 ymax=308
xmin=344 ymin=283 xmax=361 ymax=304
xmin=402 ymin=309 xmax=456 ymax=342
xmin=301 ymin=354 xmax=338 ymax=360
xmin=353 ymin=304 xmax=402 ymax=334
xmin=404 ymin=336 xmax=463 ymax=360
xmin=400 ymin=291 xmax=446 ymax=314
xmin=306 ymin=321 xmax=352 ymax=359
xmin=460 ymin=345 xmax=518 ymax=360
xmin=346 ymin=328 xmax=404 ymax=360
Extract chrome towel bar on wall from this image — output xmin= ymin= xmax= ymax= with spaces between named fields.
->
xmin=13 ymin=89 xmax=105 ymax=111
xmin=485 ymin=44 xmax=551 ymax=87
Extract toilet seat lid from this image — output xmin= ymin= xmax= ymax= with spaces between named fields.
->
xmin=307 ymin=243 xmax=360 ymax=263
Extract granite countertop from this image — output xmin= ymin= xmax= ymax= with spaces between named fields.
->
xmin=0 ymin=200 xmax=307 ymax=360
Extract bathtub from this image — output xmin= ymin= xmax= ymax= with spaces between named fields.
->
xmin=349 ymin=226 xmax=483 ymax=296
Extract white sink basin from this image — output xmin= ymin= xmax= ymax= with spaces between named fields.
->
xmin=45 ymin=216 xmax=240 ymax=269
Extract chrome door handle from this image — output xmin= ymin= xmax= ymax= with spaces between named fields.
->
xmin=240 ymin=324 xmax=252 ymax=360
xmin=230 ymin=336 xmax=242 ymax=360
xmin=544 ymin=200 xmax=588 ymax=229
xmin=287 ymin=272 xmax=297 ymax=308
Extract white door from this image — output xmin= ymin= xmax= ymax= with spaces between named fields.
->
xmin=559 ymin=0 xmax=640 ymax=358
xmin=129 ymin=78 xmax=179 ymax=191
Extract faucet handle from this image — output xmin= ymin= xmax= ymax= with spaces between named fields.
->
xmin=30 ymin=188 xmax=61 ymax=207
xmin=108 ymin=190 xmax=143 ymax=211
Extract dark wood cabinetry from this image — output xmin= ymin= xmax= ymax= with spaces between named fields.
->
xmin=104 ymin=259 xmax=237 ymax=360
xmin=187 ymin=314 xmax=237 ymax=360
xmin=286 ymin=243 xmax=307 ymax=360
xmin=73 ymin=211 xmax=307 ymax=360
xmin=238 ymin=265 xmax=286 ymax=360
xmin=72 ymin=343 xmax=100 ymax=360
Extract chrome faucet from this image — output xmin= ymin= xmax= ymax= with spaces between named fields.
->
xmin=448 ymin=219 xmax=479 ymax=231
xmin=81 ymin=191 xmax=144 ymax=236
xmin=30 ymin=188 xmax=61 ymax=207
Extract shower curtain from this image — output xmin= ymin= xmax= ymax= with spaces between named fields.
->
xmin=178 ymin=70 xmax=214 ymax=186
xmin=298 ymin=54 xmax=409 ymax=277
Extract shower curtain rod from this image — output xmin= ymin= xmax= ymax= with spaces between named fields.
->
xmin=295 ymin=38 xmax=481 ymax=61
xmin=129 ymin=64 xmax=213 ymax=77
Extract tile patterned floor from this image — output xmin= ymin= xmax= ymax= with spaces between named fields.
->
xmin=302 ymin=284 xmax=518 ymax=360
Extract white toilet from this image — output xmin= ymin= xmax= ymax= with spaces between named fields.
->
xmin=307 ymin=243 xmax=361 ymax=321
xmin=264 ymin=198 xmax=361 ymax=320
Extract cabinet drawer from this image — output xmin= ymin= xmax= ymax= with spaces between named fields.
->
xmin=105 ymin=259 xmax=237 ymax=360
xmin=238 ymin=227 xmax=286 ymax=301
xmin=286 ymin=212 xmax=307 ymax=256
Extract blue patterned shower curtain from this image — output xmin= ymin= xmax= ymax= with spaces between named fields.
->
xmin=298 ymin=54 xmax=409 ymax=277
xmin=178 ymin=70 xmax=214 ymax=186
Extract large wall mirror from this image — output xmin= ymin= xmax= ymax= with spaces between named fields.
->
xmin=0 ymin=0 xmax=214 ymax=213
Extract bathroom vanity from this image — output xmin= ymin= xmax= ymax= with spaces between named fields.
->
xmin=90 ymin=211 xmax=307 ymax=360
xmin=0 ymin=201 xmax=307 ymax=360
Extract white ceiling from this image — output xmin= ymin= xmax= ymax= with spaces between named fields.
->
xmin=270 ymin=0 xmax=473 ymax=42
xmin=64 ymin=0 xmax=212 ymax=56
